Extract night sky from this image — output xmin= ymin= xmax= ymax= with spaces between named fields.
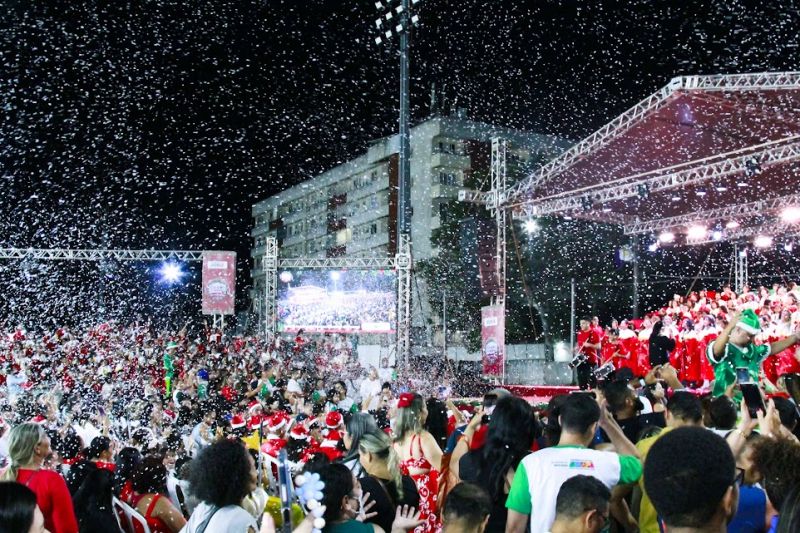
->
xmin=2 ymin=0 xmax=799 ymax=326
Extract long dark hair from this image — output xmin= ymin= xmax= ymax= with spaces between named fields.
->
xmin=317 ymin=463 xmax=354 ymax=523
xmin=479 ymin=396 xmax=538 ymax=502
xmin=113 ymin=447 xmax=142 ymax=496
xmin=0 ymin=481 xmax=38 ymax=532
xmin=341 ymin=412 xmax=378 ymax=474
xmin=424 ymin=398 xmax=448 ymax=451
xmin=778 ymin=486 xmax=800 ymax=533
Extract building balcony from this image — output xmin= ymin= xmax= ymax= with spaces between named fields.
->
xmin=431 ymin=152 xmax=471 ymax=170
xmin=348 ymin=205 xmax=388 ymax=227
xmin=347 ymin=175 xmax=390 ymax=202
xmin=347 ymin=232 xmax=389 ymax=253
xmin=251 ymin=224 xmax=273 ymax=238
xmin=429 ymin=183 xmax=462 ymax=199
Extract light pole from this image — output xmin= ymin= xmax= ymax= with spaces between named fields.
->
xmin=373 ymin=0 xmax=421 ymax=244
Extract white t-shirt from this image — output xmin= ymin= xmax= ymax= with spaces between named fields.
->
xmin=359 ymin=378 xmax=383 ymax=410
xmin=181 ymin=502 xmax=257 ymax=533
xmin=506 ymin=445 xmax=642 ymax=533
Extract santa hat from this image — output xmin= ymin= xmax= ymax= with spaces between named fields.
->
xmin=30 ymin=414 xmax=46 ymax=425
xmin=289 ymin=425 xmax=309 ymax=441
xmin=248 ymin=400 xmax=263 ymax=414
xmin=230 ymin=414 xmax=246 ymax=430
xmin=325 ymin=411 xmax=343 ymax=429
xmin=737 ymin=309 xmax=761 ymax=335
xmin=248 ymin=414 xmax=264 ymax=432
xmin=267 ymin=412 xmax=289 ymax=433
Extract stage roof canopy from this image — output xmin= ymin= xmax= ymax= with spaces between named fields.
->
xmin=504 ymin=72 xmax=800 ymax=246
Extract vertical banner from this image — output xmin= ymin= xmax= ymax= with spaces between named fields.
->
xmin=481 ymin=304 xmax=505 ymax=376
xmin=202 ymin=251 xmax=236 ymax=315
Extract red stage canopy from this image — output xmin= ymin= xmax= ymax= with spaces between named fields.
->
xmin=505 ymin=72 xmax=800 ymax=245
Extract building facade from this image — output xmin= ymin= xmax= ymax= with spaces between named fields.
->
xmin=250 ymin=115 xmax=569 ymax=324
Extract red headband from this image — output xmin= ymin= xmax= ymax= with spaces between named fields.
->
xmin=397 ymin=392 xmax=415 ymax=408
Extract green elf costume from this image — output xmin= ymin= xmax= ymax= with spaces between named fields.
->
xmin=707 ymin=309 xmax=799 ymax=397
xmin=164 ymin=341 xmax=178 ymax=397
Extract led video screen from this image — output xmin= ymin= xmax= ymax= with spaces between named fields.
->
xmin=277 ymin=269 xmax=396 ymax=334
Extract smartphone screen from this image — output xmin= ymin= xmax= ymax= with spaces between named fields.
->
xmin=736 ymin=367 xmax=752 ymax=384
xmin=740 ymin=383 xmax=765 ymax=417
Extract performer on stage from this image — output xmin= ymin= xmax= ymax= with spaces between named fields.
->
xmin=707 ymin=309 xmax=800 ymax=397
xmin=574 ymin=317 xmax=601 ymax=390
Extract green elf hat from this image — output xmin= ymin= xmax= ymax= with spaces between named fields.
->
xmin=736 ymin=309 xmax=761 ymax=335
xmin=166 ymin=341 xmax=179 ymax=350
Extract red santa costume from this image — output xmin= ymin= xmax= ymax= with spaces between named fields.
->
xmin=318 ymin=411 xmax=344 ymax=461
xmin=260 ymin=412 xmax=289 ymax=458
xmin=617 ymin=324 xmax=640 ymax=376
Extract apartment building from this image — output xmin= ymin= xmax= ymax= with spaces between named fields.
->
xmin=250 ymin=114 xmax=569 ymax=312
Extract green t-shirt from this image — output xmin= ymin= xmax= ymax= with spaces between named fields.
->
xmin=163 ymin=352 xmax=174 ymax=377
xmin=323 ymin=519 xmax=373 ymax=533
xmin=707 ymin=341 xmax=770 ymax=397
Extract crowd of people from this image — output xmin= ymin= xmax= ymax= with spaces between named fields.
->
xmin=0 ymin=282 xmax=799 ymax=532
xmin=573 ymin=283 xmax=800 ymax=390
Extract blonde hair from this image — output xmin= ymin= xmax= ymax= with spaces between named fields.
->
xmin=392 ymin=392 xmax=424 ymax=443
xmin=2 ymin=423 xmax=47 ymax=480
xmin=359 ymin=431 xmax=404 ymax=500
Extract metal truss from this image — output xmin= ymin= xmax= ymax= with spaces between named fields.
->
xmin=0 ymin=248 xmax=205 ymax=262
xmin=457 ymin=189 xmax=487 ymax=205
xmin=689 ymin=221 xmax=796 ymax=245
xmin=491 ymin=138 xmax=508 ymax=308
xmin=505 ymin=71 xmax=800 ymax=204
xmin=514 ymin=138 xmax=800 ymax=218
xmin=734 ymin=245 xmax=749 ymax=293
xmin=624 ymin=194 xmax=800 ymax=235
xmin=277 ymin=256 xmax=397 ymax=269
xmin=263 ymin=237 xmax=278 ymax=339
xmin=395 ymin=233 xmax=412 ymax=366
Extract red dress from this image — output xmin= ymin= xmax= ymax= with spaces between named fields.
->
xmin=399 ymin=435 xmax=442 ymax=533
xmin=682 ymin=333 xmax=703 ymax=383
xmin=129 ymin=493 xmax=171 ymax=533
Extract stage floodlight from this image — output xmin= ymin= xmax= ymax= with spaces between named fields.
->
xmin=648 ymin=242 xmax=659 ymax=252
xmin=279 ymin=271 xmax=293 ymax=283
xmin=330 ymin=271 xmax=341 ymax=281
xmin=781 ymin=207 xmax=800 ymax=223
xmin=159 ymin=262 xmax=183 ymax=283
xmin=754 ymin=235 xmax=772 ymax=248
xmin=658 ymin=231 xmax=675 ymax=244
xmin=687 ymin=225 xmax=707 ymax=240
xmin=726 ymin=220 xmax=740 ymax=229
xmin=524 ymin=219 xmax=539 ymax=234
xmin=785 ymin=242 xmax=794 ymax=252
xmin=712 ymin=230 xmax=723 ymax=241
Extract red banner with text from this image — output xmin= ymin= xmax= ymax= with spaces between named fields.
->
xmin=202 ymin=251 xmax=236 ymax=315
xmin=481 ymin=304 xmax=505 ymax=376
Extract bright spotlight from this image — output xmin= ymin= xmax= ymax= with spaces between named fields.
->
xmin=687 ymin=225 xmax=707 ymax=240
xmin=754 ymin=235 xmax=773 ymax=249
xmin=330 ymin=271 xmax=341 ymax=281
xmin=159 ymin=262 xmax=183 ymax=283
xmin=781 ymin=207 xmax=800 ymax=223
xmin=658 ymin=231 xmax=675 ymax=244
xmin=725 ymin=220 xmax=740 ymax=229
xmin=712 ymin=230 xmax=723 ymax=241
xmin=279 ymin=271 xmax=293 ymax=283
xmin=648 ymin=242 xmax=659 ymax=252
xmin=784 ymin=243 xmax=794 ymax=252
xmin=524 ymin=219 xmax=539 ymax=234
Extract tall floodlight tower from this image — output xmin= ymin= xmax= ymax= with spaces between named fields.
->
xmin=373 ymin=0 xmax=422 ymax=365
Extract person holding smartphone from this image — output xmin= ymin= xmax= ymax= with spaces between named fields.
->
xmin=707 ymin=309 xmax=800 ymax=397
